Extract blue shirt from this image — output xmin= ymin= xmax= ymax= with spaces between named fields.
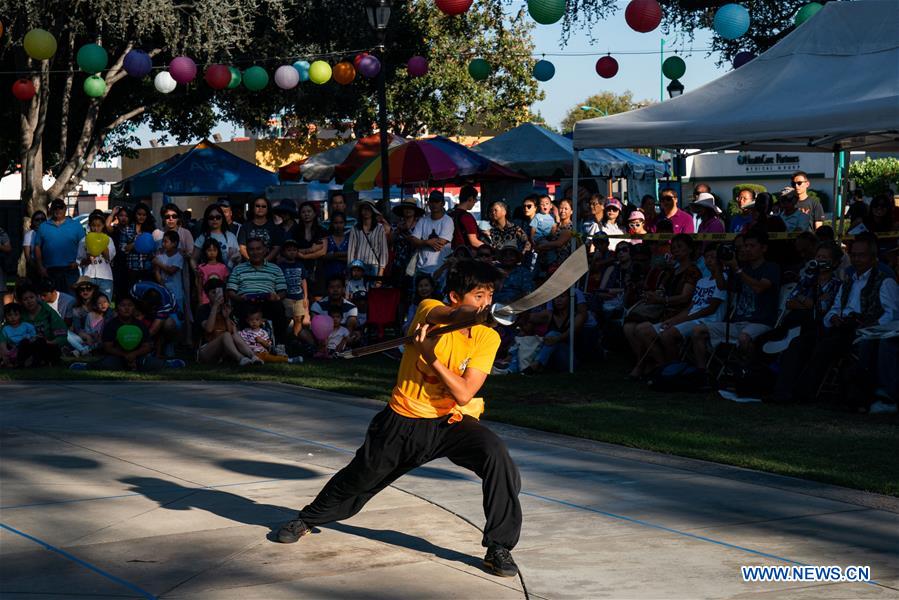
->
xmin=0 ymin=322 xmax=37 ymax=346
xmin=529 ymin=213 xmax=555 ymax=241
xmin=34 ymin=218 xmax=85 ymax=267
xmin=279 ymin=260 xmax=307 ymax=300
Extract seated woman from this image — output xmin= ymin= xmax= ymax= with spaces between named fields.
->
xmin=623 ymin=234 xmax=701 ymax=378
xmin=523 ymin=290 xmax=598 ymax=373
xmin=196 ymin=279 xmax=261 ymax=366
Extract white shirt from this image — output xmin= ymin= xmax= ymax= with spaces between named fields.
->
xmin=600 ymin=222 xmax=624 ymax=250
xmin=688 ymin=275 xmax=727 ymax=320
xmin=76 ymin=237 xmax=116 ymax=280
xmin=412 ymin=213 xmax=454 ymax=273
xmin=824 ymin=268 xmax=899 ymax=327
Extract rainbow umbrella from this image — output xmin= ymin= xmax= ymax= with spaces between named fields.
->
xmin=343 ymin=136 xmax=521 ymax=191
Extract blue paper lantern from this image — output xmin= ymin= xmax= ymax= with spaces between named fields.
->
xmin=532 ymin=60 xmax=555 ymax=82
xmin=293 ymin=60 xmax=311 ymax=82
xmin=123 ymin=50 xmax=152 ymax=78
xmin=713 ymin=3 xmax=750 ymax=40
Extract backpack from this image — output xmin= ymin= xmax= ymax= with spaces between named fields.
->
xmin=648 ymin=361 xmax=707 ymax=393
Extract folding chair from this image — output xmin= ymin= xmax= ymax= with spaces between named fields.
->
xmin=366 ymin=286 xmax=402 ymax=341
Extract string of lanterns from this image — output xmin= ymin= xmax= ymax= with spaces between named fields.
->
xmin=7 ymin=0 xmax=826 ymax=101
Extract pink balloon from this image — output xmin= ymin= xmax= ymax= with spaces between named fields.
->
xmin=169 ymin=56 xmax=197 ymax=84
xmin=408 ymin=55 xmax=428 ymax=78
xmin=311 ymin=314 xmax=334 ymax=341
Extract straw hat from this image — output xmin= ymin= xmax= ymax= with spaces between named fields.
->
xmin=392 ymin=197 xmax=425 ymax=217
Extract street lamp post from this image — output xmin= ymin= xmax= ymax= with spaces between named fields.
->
xmin=666 ymin=79 xmax=685 ymax=98
xmin=366 ymin=0 xmax=392 ymax=211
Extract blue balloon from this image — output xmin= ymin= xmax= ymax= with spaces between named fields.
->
xmin=134 ymin=232 xmax=156 ymax=254
xmin=532 ymin=59 xmax=555 ymax=82
xmin=293 ymin=60 xmax=311 ymax=82
xmin=713 ymin=3 xmax=750 ymax=40
xmin=123 ymin=50 xmax=152 ymax=78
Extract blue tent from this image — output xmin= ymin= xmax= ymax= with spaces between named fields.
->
xmin=120 ymin=140 xmax=279 ymax=198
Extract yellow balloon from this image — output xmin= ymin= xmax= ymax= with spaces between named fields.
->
xmin=24 ymin=28 xmax=57 ymax=61
xmin=309 ymin=61 xmax=332 ymax=85
xmin=85 ymin=232 xmax=109 ymax=256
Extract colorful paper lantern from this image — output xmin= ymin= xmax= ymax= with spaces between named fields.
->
xmin=169 ymin=56 xmax=197 ymax=84
xmin=713 ymin=4 xmax=750 ymax=40
xmin=527 ymin=0 xmax=566 ymax=25
xmin=407 ymin=56 xmax=428 ymax=78
xmin=83 ymin=75 xmax=106 ymax=97
xmin=242 ymin=66 xmax=269 ymax=91
xmin=353 ymin=53 xmax=368 ymax=70
xmin=293 ymin=60 xmax=311 ymax=82
xmin=309 ymin=61 xmax=332 ymax=85
xmin=227 ymin=66 xmax=242 ymax=89
xmin=332 ymin=62 xmax=356 ymax=85
xmin=532 ymin=59 xmax=555 ymax=81
xmin=116 ymin=324 xmax=143 ymax=351
xmin=733 ymin=51 xmax=756 ymax=69
xmin=358 ymin=54 xmax=381 ymax=78
xmin=85 ymin=232 xmax=109 ymax=257
xmin=625 ymin=0 xmax=662 ymax=33
xmin=204 ymin=64 xmax=232 ymax=90
xmin=123 ymin=50 xmax=152 ymax=78
xmin=662 ymin=56 xmax=685 ymax=80
xmin=76 ymin=43 xmax=108 ymax=74
xmin=795 ymin=2 xmax=823 ymax=26
xmin=154 ymin=71 xmax=177 ymax=94
xmin=274 ymin=64 xmax=300 ymax=89
xmin=12 ymin=79 xmax=36 ymax=101
xmin=595 ymin=55 xmax=619 ymax=79
xmin=23 ymin=28 xmax=57 ymax=60
xmin=468 ymin=58 xmax=491 ymax=81
xmin=436 ymin=0 xmax=473 ymax=16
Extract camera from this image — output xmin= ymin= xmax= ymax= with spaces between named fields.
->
xmin=717 ymin=244 xmax=736 ymax=262
xmin=807 ymin=259 xmax=832 ymax=273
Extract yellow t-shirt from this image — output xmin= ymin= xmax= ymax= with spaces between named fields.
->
xmin=389 ymin=299 xmax=500 ymax=422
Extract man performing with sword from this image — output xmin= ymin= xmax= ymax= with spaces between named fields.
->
xmin=276 ymin=247 xmax=589 ymax=578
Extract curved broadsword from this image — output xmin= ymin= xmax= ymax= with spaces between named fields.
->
xmin=338 ymin=245 xmax=589 ymax=359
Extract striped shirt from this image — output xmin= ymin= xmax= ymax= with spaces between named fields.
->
xmin=347 ymin=224 xmax=388 ymax=270
xmin=227 ymin=261 xmax=287 ymax=296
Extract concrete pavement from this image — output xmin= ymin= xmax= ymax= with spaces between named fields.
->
xmin=1 ymin=381 xmax=897 ymax=599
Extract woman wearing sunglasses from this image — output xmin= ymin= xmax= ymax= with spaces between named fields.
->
xmin=193 ymin=204 xmax=241 ymax=268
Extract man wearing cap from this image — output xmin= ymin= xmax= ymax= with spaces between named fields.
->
xmin=450 ymin=185 xmax=484 ymax=250
xmin=776 ymin=188 xmax=812 ymax=232
xmin=33 ymin=199 xmax=85 ymax=293
xmin=791 ymin=171 xmax=824 ymax=230
xmin=729 ymin=189 xmax=756 ymax=233
xmin=659 ymin=190 xmax=694 ymax=235
xmin=410 ymin=191 xmax=455 ymax=276
xmin=217 ymin=198 xmax=242 ymax=237
xmin=691 ymin=193 xmax=726 ymax=234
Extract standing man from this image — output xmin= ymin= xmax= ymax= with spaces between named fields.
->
xmin=217 ymin=198 xmax=242 ymax=238
xmin=729 ymin=189 xmax=756 ymax=232
xmin=450 ymin=185 xmax=485 ymax=250
xmin=329 ymin=192 xmax=348 ymax=220
xmin=410 ymin=190 xmax=455 ymax=276
xmin=776 ymin=188 xmax=812 ymax=232
xmin=34 ymin=199 xmax=85 ymax=293
xmin=276 ymin=259 xmax=522 ymax=578
xmin=659 ymin=190 xmax=695 ymax=234
xmin=791 ymin=171 xmax=824 ymax=230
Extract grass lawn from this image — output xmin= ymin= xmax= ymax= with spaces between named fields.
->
xmin=2 ymin=355 xmax=897 ymax=497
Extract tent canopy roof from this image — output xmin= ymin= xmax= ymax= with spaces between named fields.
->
xmin=573 ymin=0 xmax=899 ymax=152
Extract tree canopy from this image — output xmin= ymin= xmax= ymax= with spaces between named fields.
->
xmin=559 ymin=90 xmax=652 ymax=134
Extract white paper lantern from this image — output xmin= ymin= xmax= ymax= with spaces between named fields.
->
xmin=154 ymin=71 xmax=177 ymax=94
xmin=274 ymin=65 xmax=300 ymax=89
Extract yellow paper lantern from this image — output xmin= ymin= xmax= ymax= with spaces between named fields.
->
xmin=309 ymin=61 xmax=332 ymax=85
xmin=85 ymin=232 xmax=109 ymax=256
xmin=24 ymin=28 xmax=57 ymax=60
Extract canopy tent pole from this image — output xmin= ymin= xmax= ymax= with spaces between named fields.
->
xmin=831 ymin=145 xmax=845 ymax=232
xmin=570 ymin=149 xmax=580 ymax=374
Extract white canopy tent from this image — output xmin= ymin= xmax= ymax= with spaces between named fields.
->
xmin=573 ymin=0 xmax=899 ymax=153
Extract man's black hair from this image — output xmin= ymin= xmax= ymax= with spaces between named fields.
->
xmin=15 ymin=285 xmax=37 ymax=300
xmin=4 ymin=302 xmax=23 ymax=314
xmin=445 ymin=259 xmax=504 ymax=299
xmin=326 ymin=274 xmax=346 ymax=287
xmin=203 ymin=277 xmax=227 ymax=293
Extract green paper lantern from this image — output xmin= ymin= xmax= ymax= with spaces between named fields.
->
xmin=309 ymin=60 xmax=332 ymax=85
xmin=527 ymin=0 xmax=566 ymax=25
xmin=468 ymin=58 xmax=491 ymax=81
xmin=242 ymin=66 xmax=269 ymax=91
xmin=23 ymin=28 xmax=57 ymax=60
xmin=794 ymin=2 xmax=822 ymax=26
xmin=83 ymin=75 xmax=106 ymax=97
xmin=662 ymin=56 xmax=686 ymax=80
xmin=227 ymin=66 xmax=242 ymax=89
xmin=76 ymin=43 xmax=108 ymax=74
xmin=116 ymin=324 xmax=143 ymax=351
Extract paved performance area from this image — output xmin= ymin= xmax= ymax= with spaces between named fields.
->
xmin=1 ymin=382 xmax=898 ymax=599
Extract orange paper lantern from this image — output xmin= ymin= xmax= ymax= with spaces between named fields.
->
xmin=332 ymin=62 xmax=356 ymax=85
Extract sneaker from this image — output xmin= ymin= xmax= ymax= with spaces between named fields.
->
xmin=252 ymin=356 xmax=264 ymax=365
xmin=274 ymin=344 xmax=287 ymax=357
xmin=483 ymin=544 xmax=518 ymax=577
xmin=288 ymin=355 xmax=304 ymax=364
xmin=69 ymin=362 xmax=89 ymax=371
xmin=762 ymin=327 xmax=801 ymax=355
xmin=276 ymin=518 xmax=311 ymax=544
xmin=165 ymin=358 xmax=186 ymax=369
xmin=238 ymin=357 xmax=254 ymax=366
xmin=869 ymin=400 xmax=898 ymax=414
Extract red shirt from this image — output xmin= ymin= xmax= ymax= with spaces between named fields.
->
xmin=665 ymin=208 xmax=695 ymax=234
xmin=450 ymin=208 xmax=479 ymax=249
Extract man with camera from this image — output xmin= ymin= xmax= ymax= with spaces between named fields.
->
xmin=691 ymin=229 xmax=780 ymax=370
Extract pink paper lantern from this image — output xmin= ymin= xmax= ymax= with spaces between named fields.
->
xmin=204 ymin=64 xmax=232 ymax=90
xmin=169 ymin=56 xmax=197 ymax=84
xmin=407 ymin=55 xmax=428 ymax=78
xmin=595 ymin=55 xmax=619 ymax=79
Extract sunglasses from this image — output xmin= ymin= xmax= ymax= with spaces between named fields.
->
xmin=254 ymin=204 xmax=268 ymax=208
xmin=208 ymin=215 xmax=223 ymax=220
xmin=77 ymin=286 xmax=94 ymax=292
xmin=629 ymin=220 xmax=645 ymax=226
xmin=606 ymin=207 xmax=620 ymax=212
xmin=660 ymin=195 xmax=675 ymax=201
xmin=792 ymin=180 xmax=808 ymax=186
xmin=523 ymin=204 xmax=535 ymax=209
xmin=163 ymin=214 xmax=179 ymax=220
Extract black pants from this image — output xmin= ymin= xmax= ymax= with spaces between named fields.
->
xmin=299 ymin=408 xmax=522 ymax=550
xmin=46 ymin=266 xmax=79 ymax=294
xmin=16 ymin=338 xmax=61 ymax=367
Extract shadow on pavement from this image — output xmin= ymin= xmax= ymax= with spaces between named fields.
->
xmin=329 ymin=522 xmax=484 ymax=570
xmin=217 ymin=459 xmax=318 ymax=480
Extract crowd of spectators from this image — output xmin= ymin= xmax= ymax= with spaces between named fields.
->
xmin=1 ymin=173 xmax=897 ymax=413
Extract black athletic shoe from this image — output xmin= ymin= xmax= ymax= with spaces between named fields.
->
xmin=483 ymin=544 xmax=518 ymax=577
xmin=276 ymin=518 xmax=311 ymax=543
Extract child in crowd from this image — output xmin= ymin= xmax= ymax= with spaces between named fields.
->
xmin=403 ymin=275 xmax=439 ymax=331
xmin=76 ymin=212 xmax=116 ymax=299
xmin=346 ymin=259 xmax=369 ymax=299
xmin=352 ymin=291 xmax=368 ymax=330
xmin=530 ymin=195 xmax=557 ymax=245
xmin=72 ymin=293 xmax=112 ymax=357
xmin=494 ymin=243 xmax=534 ymax=305
xmin=279 ymin=239 xmax=309 ymax=337
xmin=196 ymin=238 xmax=229 ymax=305
xmin=0 ymin=303 xmax=37 ymax=367
xmin=326 ymin=308 xmax=350 ymax=354
xmin=238 ymin=309 xmax=303 ymax=364
xmin=154 ymin=230 xmax=185 ymax=311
